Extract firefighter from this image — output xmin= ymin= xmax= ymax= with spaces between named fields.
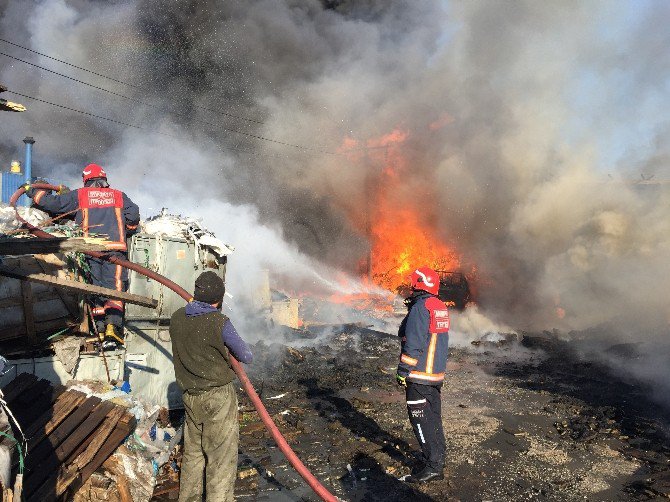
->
xmin=25 ymin=164 xmax=140 ymax=344
xmin=396 ymin=266 xmax=450 ymax=483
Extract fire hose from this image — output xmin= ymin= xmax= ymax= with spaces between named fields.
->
xmin=10 ymin=184 xmax=338 ymax=502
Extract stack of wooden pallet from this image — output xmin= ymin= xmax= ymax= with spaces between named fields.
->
xmin=1 ymin=373 xmax=137 ymax=501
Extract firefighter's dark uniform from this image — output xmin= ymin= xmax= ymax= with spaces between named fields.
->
xmin=31 ymin=184 xmax=140 ymax=329
xmin=397 ymin=291 xmax=450 ymax=472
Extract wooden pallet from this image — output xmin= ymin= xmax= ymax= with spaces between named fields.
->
xmin=1 ymin=373 xmax=137 ymax=502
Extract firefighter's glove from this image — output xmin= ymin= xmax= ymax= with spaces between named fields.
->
xmin=396 ymin=373 xmax=407 ymax=387
xmin=57 ymin=184 xmax=70 ymax=195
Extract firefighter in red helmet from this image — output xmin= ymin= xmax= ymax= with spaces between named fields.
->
xmin=26 ymin=164 xmax=140 ymax=345
xmin=397 ymin=266 xmax=450 ymax=483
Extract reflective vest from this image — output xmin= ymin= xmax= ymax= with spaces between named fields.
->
xmin=398 ymin=292 xmax=450 ymax=384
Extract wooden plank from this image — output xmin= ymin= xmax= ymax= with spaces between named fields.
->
xmin=82 ymin=413 xmax=136 ymax=479
xmin=34 ymin=406 xmax=125 ymax=502
xmin=13 ymin=379 xmax=51 ymax=424
xmin=79 ymin=303 xmax=91 ymax=338
xmin=10 ymin=385 xmax=69 ymax=470
xmin=66 ymin=409 xmax=131 ymax=463
xmin=102 ymin=455 xmax=133 ymax=502
xmin=33 ymin=253 xmax=66 ymax=268
xmin=20 ymin=281 xmax=37 ymax=345
xmin=59 ymin=412 xmax=136 ymax=501
xmin=26 ymin=407 xmax=135 ymax=502
xmin=0 ymin=289 xmax=63 ymax=309
xmin=70 ymin=405 xmax=124 ymax=471
xmin=0 ymin=266 xmax=157 ymax=308
xmin=0 ymin=317 xmax=73 ymax=342
xmin=0 ymin=237 xmax=107 ymax=255
xmin=51 ymin=401 xmax=116 ymax=465
xmin=26 ymin=390 xmax=80 ymax=440
xmin=1 ymin=373 xmax=38 ymax=405
xmin=14 ymin=378 xmax=50 ymax=407
xmin=16 ymin=384 xmax=66 ymax=432
xmin=26 ymin=396 xmax=100 ymax=470
xmin=33 ymin=257 xmax=81 ymax=321
xmin=25 ymin=399 xmax=111 ymax=499
xmin=25 ymin=391 xmax=86 ymax=447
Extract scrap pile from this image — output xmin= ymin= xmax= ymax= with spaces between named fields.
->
xmin=141 ymin=209 xmax=234 ymax=258
xmin=0 ymin=202 xmax=155 ymax=361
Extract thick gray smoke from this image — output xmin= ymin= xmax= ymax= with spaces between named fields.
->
xmin=1 ymin=1 xmax=669 ymax=384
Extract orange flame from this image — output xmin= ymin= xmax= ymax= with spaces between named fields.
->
xmin=341 ymin=128 xmax=462 ymax=294
xmin=370 ymin=206 xmax=460 ymax=292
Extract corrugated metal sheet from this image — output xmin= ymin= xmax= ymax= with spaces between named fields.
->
xmin=0 ymin=172 xmax=27 ymax=205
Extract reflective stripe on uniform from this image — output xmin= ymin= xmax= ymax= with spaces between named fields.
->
xmin=406 ymin=399 xmax=427 ymax=405
xmin=81 ymin=208 xmax=89 ymax=236
xmin=105 ymin=300 xmax=124 ymax=311
xmin=409 ymin=371 xmax=445 ymax=382
xmin=416 ymin=423 xmax=426 ymax=443
xmin=425 ymin=333 xmax=438 ymax=373
xmin=400 ymin=354 xmax=418 ymax=366
xmin=33 ymin=190 xmax=46 ymax=204
xmin=105 ymin=241 xmax=127 ymax=250
xmin=114 ymin=207 xmax=124 ymax=244
xmin=115 ymin=264 xmax=123 ymax=292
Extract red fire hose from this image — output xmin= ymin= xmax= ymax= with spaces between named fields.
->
xmin=10 ymin=184 xmax=338 ymax=502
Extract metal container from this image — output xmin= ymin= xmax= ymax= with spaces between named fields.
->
xmin=124 ymin=322 xmax=182 ymax=409
xmin=0 ymin=171 xmax=26 ymax=205
xmin=126 ymin=233 xmax=227 ymax=320
xmin=0 ymin=351 xmax=125 ymax=388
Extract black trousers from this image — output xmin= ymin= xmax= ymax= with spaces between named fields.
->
xmin=87 ymin=252 xmax=128 ymax=328
xmin=406 ymin=382 xmax=446 ymax=470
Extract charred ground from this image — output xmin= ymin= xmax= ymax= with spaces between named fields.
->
xmin=152 ymin=326 xmax=670 ymax=501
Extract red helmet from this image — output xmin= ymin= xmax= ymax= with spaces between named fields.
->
xmin=409 ymin=267 xmax=440 ymax=295
xmin=82 ymin=163 xmax=107 ymax=183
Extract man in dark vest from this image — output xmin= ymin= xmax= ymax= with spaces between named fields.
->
xmin=170 ymin=271 xmax=253 ymax=502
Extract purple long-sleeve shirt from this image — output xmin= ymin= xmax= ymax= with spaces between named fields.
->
xmin=185 ymin=301 xmax=253 ymax=364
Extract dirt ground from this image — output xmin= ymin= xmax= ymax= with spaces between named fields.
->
xmin=152 ymin=325 xmax=670 ymax=502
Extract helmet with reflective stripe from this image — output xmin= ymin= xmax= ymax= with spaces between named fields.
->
xmin=409 ymin=266 xmax=440 ymax=295
xmin=82 ymin=163 xmax=107 ymax=183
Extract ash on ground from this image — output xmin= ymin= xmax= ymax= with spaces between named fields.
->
xmin=153 ymin=326 xmax=670 ymax=502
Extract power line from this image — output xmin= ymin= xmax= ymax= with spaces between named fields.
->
xmin=4 ymin=89 xmax=319 ymax=161
xmin=1 ymin=47 xmax=338 ymax=154
xmin=0 ymin=37 xmax=268 ymax=126
xmin=5 ymin=89 xmax=173 ymax=135
xmin=0 ymin=48 xmax=264 ymax=126
xmin=1 ymin=51 xmax=151 ymax=106
xmin=0 ymin=37 xmax=141 ymax=89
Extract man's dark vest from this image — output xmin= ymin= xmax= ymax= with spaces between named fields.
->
xmin=169 ymin=307 xmax=235 ymax=393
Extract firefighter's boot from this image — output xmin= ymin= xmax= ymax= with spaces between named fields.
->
xmin=104 ymin=323 xmax=124 ymax=348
